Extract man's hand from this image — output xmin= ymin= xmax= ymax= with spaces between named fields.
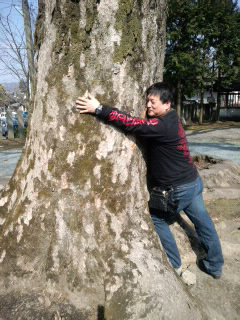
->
xmin=75 ymin=92 xmax=100 ymax=114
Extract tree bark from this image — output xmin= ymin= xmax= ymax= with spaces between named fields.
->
xmin=199 ymin=83 xmax=204 ymax=124
xmin=0 ymin=1 xmax=207 ymax=319
xmin=216 ymin=91 xmax=221 ymax=121
xmin=176 ymin=79 xmax=181 ymax=117
xmin=22 ymin=0 xmax=35 ymax=99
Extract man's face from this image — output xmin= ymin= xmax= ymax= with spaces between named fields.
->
xmin=146 ymin=94 xmax=171 ymax=118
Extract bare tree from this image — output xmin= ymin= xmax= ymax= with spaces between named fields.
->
xmin=0 ymin=0 xmax=37 ymax=98
xmin=0 ymin=12 xmax=27 ymax=82
xmin=0 ymin=1 xmax=209 ymax=319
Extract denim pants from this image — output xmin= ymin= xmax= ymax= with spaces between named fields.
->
xmin=150 ymin=176 xmax=224 ymax=276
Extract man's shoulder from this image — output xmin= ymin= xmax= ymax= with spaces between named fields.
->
xmin=160 ymin=109 xmax=178 ymax=124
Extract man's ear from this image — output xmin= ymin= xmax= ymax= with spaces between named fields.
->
xmin=166 ymin=101 xmax=171 ymax=109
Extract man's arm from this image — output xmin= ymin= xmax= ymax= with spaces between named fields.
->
xmin=75 ymin=94 xmax=165 ymax=137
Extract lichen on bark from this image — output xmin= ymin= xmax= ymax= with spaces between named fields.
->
xmin=114 ymin=0 xmax=142 ymax=61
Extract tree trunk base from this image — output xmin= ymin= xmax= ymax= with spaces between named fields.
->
xmin=0 ymin=291 xmax=96 ymax=320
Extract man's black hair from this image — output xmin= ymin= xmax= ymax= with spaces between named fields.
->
xmin=146 ymin=82 xmax=173 ymax=104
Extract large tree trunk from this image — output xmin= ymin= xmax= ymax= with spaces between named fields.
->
xmin=0 ymin=1 xmax=207 ymax=319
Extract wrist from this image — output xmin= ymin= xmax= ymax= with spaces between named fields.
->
xmin=95 ymin=104 xmax=103 ymax=115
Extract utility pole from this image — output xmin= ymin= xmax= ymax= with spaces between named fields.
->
xmin=22 ymin=0 xmax=35 ymax=100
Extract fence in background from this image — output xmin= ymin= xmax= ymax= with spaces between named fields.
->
xmin=181 ymin=102 xmax=240 ymax=123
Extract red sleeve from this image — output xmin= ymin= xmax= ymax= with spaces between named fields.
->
xmin=97 ymin=105 xmax=165 ymax=137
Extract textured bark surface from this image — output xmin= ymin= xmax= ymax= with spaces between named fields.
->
xmin=0 ymin=1 xmax=208 ymax=319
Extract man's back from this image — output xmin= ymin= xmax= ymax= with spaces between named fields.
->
xmin=146 ymin=109 xmax=198 ymax=187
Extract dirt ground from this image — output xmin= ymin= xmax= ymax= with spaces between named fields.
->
xmin=0 ymin=138 xmax=25 ymax=150
xmin=185 ymin=198 xmax=240 ymax=319
xmin=185 ymin=120 xmax=240 ymax=131
xmin=170 ymin=135 xmax=240 ymax=320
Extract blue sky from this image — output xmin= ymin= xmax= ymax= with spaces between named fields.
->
xmin=0 ymin=0 xmax=240 ymax=84
xmin=0 ymin=0 xmax=38 ymax=84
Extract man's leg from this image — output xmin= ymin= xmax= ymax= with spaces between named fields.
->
xmin=175 ymin=176 xmax=224 ymax=277
xmin=150 ymin=208 xmax=181 ymax=270
xmin=183 ymin=192 xmax=223 ymax=277
xmin=173 ymin=176 xmax=223 ymax=277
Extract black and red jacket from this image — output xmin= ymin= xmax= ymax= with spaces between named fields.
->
xmin=97 ymin=106 xmax=198 ymax=188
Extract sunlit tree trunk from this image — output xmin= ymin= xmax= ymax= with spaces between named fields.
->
xmin=199 ymin=82 xmax=204 ymax=124
xmin=176 ymin=79 xmax=181 ymax=117
xmin=22 ymin=0 xmax=35 ymax=99
xmin=216 ymin=92 xmax=221 ymax=121
xmin=0 ymin=1 xmax=207 ymax=319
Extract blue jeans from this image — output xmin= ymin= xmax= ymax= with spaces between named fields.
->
xmin=150 ymin=176 xmax=224 ymax=276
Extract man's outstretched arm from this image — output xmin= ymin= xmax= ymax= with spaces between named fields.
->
xmin=75 ymin=93 xmax=165 ymax=137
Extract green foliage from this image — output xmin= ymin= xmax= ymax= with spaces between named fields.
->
xmin=164 ymin=0 xmax=200 ymax=97
xmin=210 ymin=0 xmax=240 ymax=88
xmin=164 ymin=0 xmax=240 ymax=100
xmin=19 ymin=79 xmax=27 ymax=94
xmin=0 ymin=84 xmax=7 ymax=96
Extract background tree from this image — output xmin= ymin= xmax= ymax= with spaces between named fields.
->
xmin=164 ymin=0 xmax=240 ymax=123
xmin=210 ymin=0 xmax=240 ymax=120
xmin=164 ymin=0 xmax=199 ymax=117
xmin=193 ymin=1 xmax=216 ymax=124
xmin=0 ymin=84 xmax=8 ymax=108
xmin=0 ymin=0 xmax=37 ymax=100
xmin=0 ymin=83 xmax=15 ymax=108
xmin=18 ymin=78 xmax=27 ymax=94
xmin=0 ymin=13 xmax=28 ymax=84
xmin=22 ymin=0 xmax=35 ymax=98
xmin=0 ymin=1 xmax=208 ymax=319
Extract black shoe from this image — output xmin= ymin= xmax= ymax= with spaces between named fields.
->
xmin=197 ymin=260 xmax=221 ymax=279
